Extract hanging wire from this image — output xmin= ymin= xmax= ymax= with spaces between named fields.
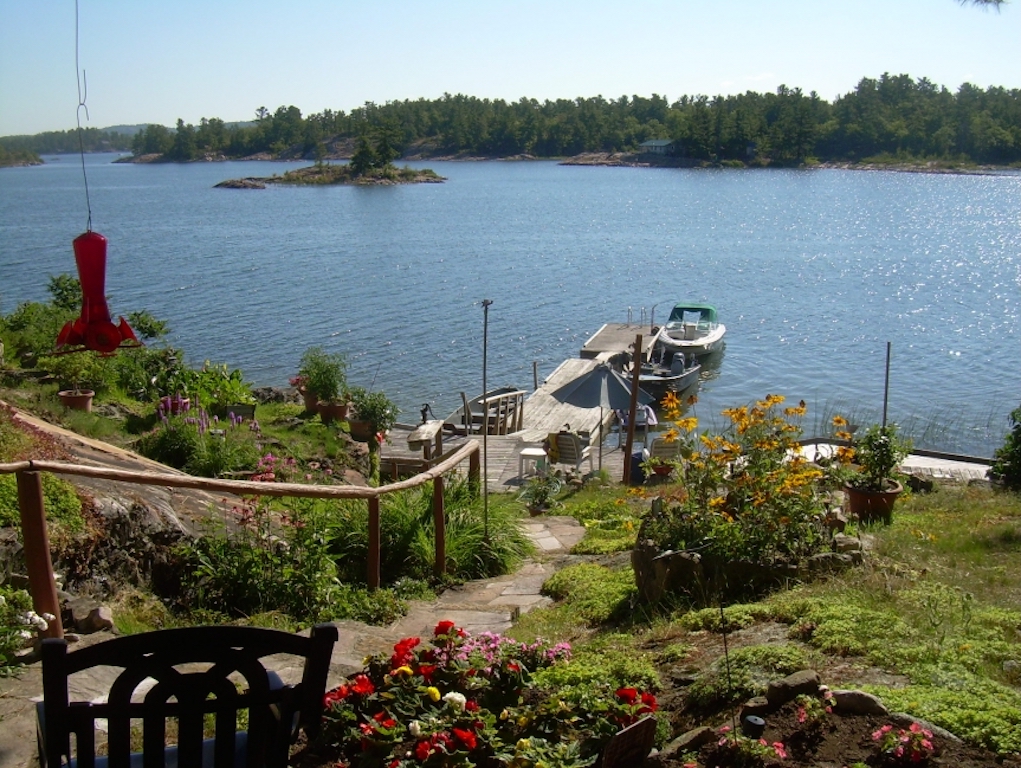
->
xmin=74 ymin=0 xmax=93 ymax=232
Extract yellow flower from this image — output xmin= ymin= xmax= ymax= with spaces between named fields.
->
xmin=832 ymin=414 xmax=848 ymax=427
xmin=784 ymin=400 xmax=807 ymax=417
xmin=662 ymin=391 xmax=681 ymax=410
xmin=426 ymin=686 xmax=441 ymax=702
xmin=835 ymin=446 xmax=855 ymax=464
xmin=663 ymin=428 xmax=680 ymax=442
xmin=676 ymin=416 xmax=698 ymax=432
xmin=393 ymin=665 xmax=413 ymax=676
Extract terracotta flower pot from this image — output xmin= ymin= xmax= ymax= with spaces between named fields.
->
xmin=299 ymin=387 xmax=318 ymax=413
xmin=58 ymin=389 xmax=94 ymax=412
xmin=348 ymin=419 xmax=375 ymax=442
xmin=318 ymin=401 xmax=350 ymax=425
xmin=844 ymin=479 xmax=903 ymax=525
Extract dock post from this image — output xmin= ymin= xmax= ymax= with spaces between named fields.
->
xmin=367 ymin=496 xmax=380 ymax=590
xmin=433 ymin=475 xmax=446 ymax=577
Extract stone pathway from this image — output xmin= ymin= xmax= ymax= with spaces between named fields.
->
xmin=0 ymin=515 xmax=585 ymax=768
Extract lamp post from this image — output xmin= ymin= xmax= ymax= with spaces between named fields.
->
xmin=482 ymin=299 xmax=492 ymax=540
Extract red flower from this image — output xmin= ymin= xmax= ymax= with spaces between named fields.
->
xmin=639 ymin=692 xmax=658 ymax=712
xmin=434 ymin=620 xmax=457 ymax=636
xmin=418 ymin=663 xmax=437 ymax=683
xmin=465 ymin=699 xmax=480 ymax=713
xmin=350 ymin=674 xmax=375 ymax=696
xmin=615 ymin=687 xmax=639 ymax=705
xmin=323 ymin=685 xmax=349 ymax=707
xmin=506 ymin=662 xmax=521 ymax=673
xmin=415 ymin=740 xmax=432 ymax=761
xmin=372 ymin=711 xmax=397 ymax=729
xmin=453 ymin=727 xmax=478 ymax=750
xmin=391 ymin=636 xmax=421 ymax=668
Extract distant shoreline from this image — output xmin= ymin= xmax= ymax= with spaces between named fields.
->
xmin=27 ymin=150 xmax=1017 ymax=178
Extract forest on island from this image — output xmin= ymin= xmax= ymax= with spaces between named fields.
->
xmin=2 ymin=74 xmax=1020 ymax=167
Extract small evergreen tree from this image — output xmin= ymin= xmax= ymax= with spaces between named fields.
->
xmin=991 ymin=404 xmax=1021 ymax=490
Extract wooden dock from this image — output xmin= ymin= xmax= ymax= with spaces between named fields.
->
xmin=381 ymin=323 xmax=653 ymax=490
xmin=580 ymin=323 xmax=657 ymax=361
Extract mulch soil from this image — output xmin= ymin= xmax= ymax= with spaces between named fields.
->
xmin=647 ymin=699 xmax=1019 ymax=768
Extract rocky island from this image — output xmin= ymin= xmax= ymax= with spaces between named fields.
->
xmin=215 ymin=162 xmax=445 ymax=189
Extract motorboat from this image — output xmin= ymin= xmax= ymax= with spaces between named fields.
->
xmin=638 ymin=351 xmax=701 ymax=397
xmin=443 ymin=386 xmax=526 ymax=435
xmin=653 ymin=303 xmax=726 ymax=357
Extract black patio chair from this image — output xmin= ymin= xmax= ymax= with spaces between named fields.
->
xmin=37 ymin=623 xmax=338 ymax=768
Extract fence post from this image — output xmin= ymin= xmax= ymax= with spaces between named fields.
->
xmin=367 ymin=496 xmax=380 ymax=591
xmin=469 ymin=447 xmax=480 ymax=491
xmin=433 ymin=475 xmax=445 ymax=578
xmin=16 ymin=470 xmax=63 ymax=639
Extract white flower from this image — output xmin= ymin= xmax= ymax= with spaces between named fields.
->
xmin=409 ymin=720 xmax=422 ymax=737
xmin=0 ymin=595 xmax=6 ymax=606
xmin=42 ymin=613 xmax=56 ymax=623
xmin=443 ymin=691 xmax=467 ymax=712
xmin=18 ymin=630 xmax=33 ymax=641
xmin=25 ymin=611 xmax=49 ymax=631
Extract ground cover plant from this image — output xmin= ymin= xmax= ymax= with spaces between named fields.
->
xmin=510 ymin=481 xmax=1021 ymax=765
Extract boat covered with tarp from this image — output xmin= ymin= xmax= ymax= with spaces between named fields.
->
xmin=653 ymin=303 xmax=726 ymax=357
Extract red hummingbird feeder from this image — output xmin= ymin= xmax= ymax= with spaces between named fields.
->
xmin=55 ymin=230 xmax=140 ymax=354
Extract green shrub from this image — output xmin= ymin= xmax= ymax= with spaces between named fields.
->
xmin=327 ymin=478 xmax=529 ymax=584
xmin=1 ymin=585 xmax=48 ymax=673
xmin=641 ymin=395 xmax=830 ymax=569
xmin=136 ymin=417 xmax=201 ymax=468
xmin=0 ymin=472 xmax=83 ymax=531
xmin=991 ymin=403 xmax=1021 ymax=490
xmin=135 ymin=412 xmax=259 ymax=477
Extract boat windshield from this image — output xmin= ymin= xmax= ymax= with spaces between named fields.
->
xmin=666 ymin=305 xmax=717 ymax=327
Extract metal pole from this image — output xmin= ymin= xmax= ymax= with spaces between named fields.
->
xmin=882 ymin=341 xmax=891 ymax=427
xmin=482 ymin=299 xmax=492 ymax=540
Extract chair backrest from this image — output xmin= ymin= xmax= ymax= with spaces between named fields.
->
xmin=647 ymin=436 xmax=683 ymax=460
xmin=39 ymin=623 xmax=338 ymax=768
xmin=553 ymin=433 xmax=584 ymax=466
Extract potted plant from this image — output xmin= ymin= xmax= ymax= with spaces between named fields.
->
xmin=298 ymin=346 xmax=349 ymax=423
xmin=43 ymin=351 xmax=100 ymax=412
xmin=845 ymin=423 xmax=911 ymax=524
xmin=518 ymin=473 xmax=564 ymax=516
xmin=641 ymin=455 xmax=675 ymax=478
xmin=347 ymin=386 xmax=399 ymax=442
xmin=289 ymin=374 xmax=318 ymax=413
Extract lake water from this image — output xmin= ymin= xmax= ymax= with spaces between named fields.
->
xmin=1 ymin=154 xmax=1019 ymax=456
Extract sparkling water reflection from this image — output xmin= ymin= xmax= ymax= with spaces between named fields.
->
xmin=1 ymin=155 xmax=1018 ymax=455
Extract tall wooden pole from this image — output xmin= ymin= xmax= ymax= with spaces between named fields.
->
xmin=433 ymin=475 xmax=446 ymax=577
xmin=16 ymin=470 xmax=63 ymax=638
xmin=367 ymin=497 xmax=380 ymax=591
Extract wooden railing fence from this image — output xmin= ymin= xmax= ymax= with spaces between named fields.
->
xmin=0 ymin=440 xmax=481 ymax=640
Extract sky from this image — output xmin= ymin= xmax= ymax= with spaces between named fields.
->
xmin=1 ymin=0 xmax=1019 ymax=137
